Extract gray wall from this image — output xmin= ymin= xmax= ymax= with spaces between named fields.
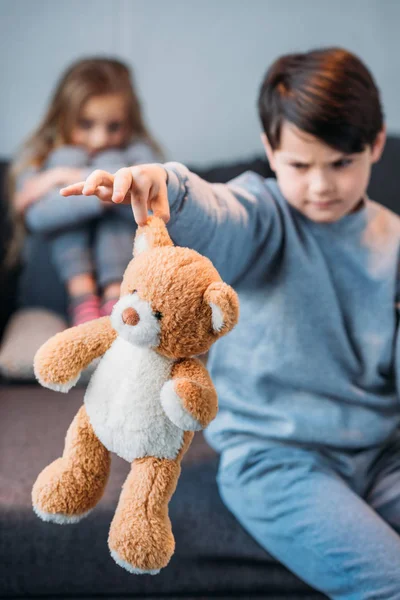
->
xmin=1 ymin=0 xmax=399 ymax=166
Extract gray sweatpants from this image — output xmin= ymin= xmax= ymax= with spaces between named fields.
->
xmin=49 ymin=205 xmax=136 ymax=288
xmin=20 ymin=143 xmax=160 ymax=290
xmin=218 ymin=434 xmax=400 ymax=599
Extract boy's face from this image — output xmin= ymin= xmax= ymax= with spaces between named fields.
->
xmin=262 ymin=122 xmax=386 ymax=223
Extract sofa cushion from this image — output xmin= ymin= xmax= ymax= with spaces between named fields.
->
xmin=0 ymin=308 xmax=67 ymax=381
xmin=0 ymin=385 xmax=324 ymax=598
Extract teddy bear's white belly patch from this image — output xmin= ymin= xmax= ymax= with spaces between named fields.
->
xmin=84 ymin=337 xmax=184 ymax=461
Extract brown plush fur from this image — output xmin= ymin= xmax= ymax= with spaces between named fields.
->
xmin=108 ymin=431 xmax=193 ymax=572
xmin=170 ymin=358 xmax=218 ymax=428
xmin=121 ymin=248 xmax=239 ymax=358
xmin=133 ymin=218 xmax=174 ymax=253
xmin=32 ymin=406 xmax=111 ymax=519
xmin=34 ymin=317 xmax=117 ymax=388
xmin=32 ymin=216 xmax=239 ymax=574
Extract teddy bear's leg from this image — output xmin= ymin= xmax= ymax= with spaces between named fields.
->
xmin=108 ymin=431 xmax=194 ymax=574
xmin=32 ymin=405 xmax=111 ymax=524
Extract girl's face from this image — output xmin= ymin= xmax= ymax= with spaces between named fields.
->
xmin=262 ymin=121 xmax=386 ymax=223
xmin=70 ymin=93 xmax=129 ymax=155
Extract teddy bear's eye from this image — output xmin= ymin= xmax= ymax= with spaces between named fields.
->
xmin=131 ymin=289 xmax=137 ymax=295
xmin=154 ymin=311 xmax=163 ymax=321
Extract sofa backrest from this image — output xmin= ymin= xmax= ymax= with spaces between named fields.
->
xmin=192 ymin=135 xmax=400 ymax=214
xmin=0 ymin=137 xmax=399 ymax=338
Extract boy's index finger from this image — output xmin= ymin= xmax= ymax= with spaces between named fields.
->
xmin=112 ymin=167 xmax=133 ymax=204
xmin=112 ymin=167 xmax=150 ymax=225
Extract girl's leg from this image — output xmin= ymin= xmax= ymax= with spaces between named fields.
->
xmin=49 ymin=227 xmax=101 ymax=325
xmin=68 ymin=272 xmax=96 ymax=296
xmin=93 ymin=207 xmax=136 ymax=316
xmin=101 ymin=281 xmax=122 ymax=316
xmin=218 ymin=443 xmax=400 ymax=600
xmin=67 ymin=273 xmax=101 ymax=326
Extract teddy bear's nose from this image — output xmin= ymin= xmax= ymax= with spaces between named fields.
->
xmin=122 ymin=307 xmax=140 ymax=326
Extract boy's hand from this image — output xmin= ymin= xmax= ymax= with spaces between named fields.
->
xmin=60 ymin=165 xmax=170 ymax=226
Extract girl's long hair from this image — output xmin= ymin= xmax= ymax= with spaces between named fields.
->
xmin=5 ymin=57 xmax=163 ymax=269
xmin=13 ymin=56 xmax=162 ymax=174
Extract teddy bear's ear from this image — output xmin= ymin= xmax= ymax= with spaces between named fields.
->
xmin=204 ymin=281 xmax=239 ymax=335
xmin=133 ymin=216 xmax=174 ymax=257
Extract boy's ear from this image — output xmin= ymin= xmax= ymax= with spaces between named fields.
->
xmin=260 ymin=133 xmax=276 ymax=172
xmin=371 ymin=126 xmax=386 ymax=164
xmin=133 ymin=216 xmax=173 ymax=256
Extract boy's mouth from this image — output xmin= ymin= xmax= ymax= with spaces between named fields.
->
xmin=308 ymin=199 xmax=340 ymax=210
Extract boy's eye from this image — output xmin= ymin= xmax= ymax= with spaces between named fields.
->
xmin=154 ymin=311 xmax=163 ymax=321
xmin=290 ymin=162 xmax=308 ymax=170
xmin=78 ymin=118 xmax=93 ymax=130
xmin=107 ymin=121 xmax=123 ymax=133
xmin=332 ymin=158 xmax=352 ymax=169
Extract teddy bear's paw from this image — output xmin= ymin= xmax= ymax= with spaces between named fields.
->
xmin=34 ymin=370 xmax=81 ymax=393
xmin=32 ymin=504 xmax=92 ymax=525
xmin=110 ymin=549 xmax=161 ymax=575
xmin=160 ymin=379 xmax=202 ymax=431
xmin=32 ymin=457 xmax=107 ymax=523
xmin=108 ymin=512 xmax=174 ymax=575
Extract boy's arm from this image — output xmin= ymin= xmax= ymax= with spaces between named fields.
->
xmin=164 ymin=162 xmax=281 ymax=284
xmin=61 ymin=161 xmax=282 ymax=285
xmin=34 ymin=316 xmax=117 ymax=393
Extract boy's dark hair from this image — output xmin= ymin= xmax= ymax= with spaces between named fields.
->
xmin=258 ymin=47 xmax=384 ymax=154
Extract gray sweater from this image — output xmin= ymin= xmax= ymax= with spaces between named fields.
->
xmin=164 ymin=162 xmax=400 ymax=453
xmin=19 ymin=142 xmax=160 ymax=233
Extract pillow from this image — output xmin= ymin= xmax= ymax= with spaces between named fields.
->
xmin=0 ymin=308 xmax=103 ymax=384
xmin=0 ymin=308 xmax=67 ymax=381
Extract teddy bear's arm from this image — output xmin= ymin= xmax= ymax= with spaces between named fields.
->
xmin=34 ymin=316 xmax=117 ymax=393
xmin=160 ymin=358 xmax=218 ymax=431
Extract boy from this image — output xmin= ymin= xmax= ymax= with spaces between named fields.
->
xmin=62 ymin=48 xmax=400 ymax=598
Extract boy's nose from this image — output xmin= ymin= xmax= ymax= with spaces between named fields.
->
xmin=309 ymin=172 xmax=334 ymax=196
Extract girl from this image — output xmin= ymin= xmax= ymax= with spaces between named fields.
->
xmin=10 ymin=57 xmax=162 ymax=325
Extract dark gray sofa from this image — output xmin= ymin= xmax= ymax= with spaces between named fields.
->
xmin=2 ymin=139 xmax=400 ymax=599
xmin=1 ymin=386 xmax=325 ymax=599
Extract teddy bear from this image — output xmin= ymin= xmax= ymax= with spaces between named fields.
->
xmin=32 ymin=216 xmax=239 ymax=575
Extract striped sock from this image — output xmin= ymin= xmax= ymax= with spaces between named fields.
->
xmin=70 ymin=293 xmax=101 ymax=326
xmin=100 ymin=297 xmax=119 ymax=317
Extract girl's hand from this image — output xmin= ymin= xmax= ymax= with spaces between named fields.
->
xmin=60 ymin=165 xmax=170 ymax=226
xmin=14 ymin=167 xmax=84 ymax=214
